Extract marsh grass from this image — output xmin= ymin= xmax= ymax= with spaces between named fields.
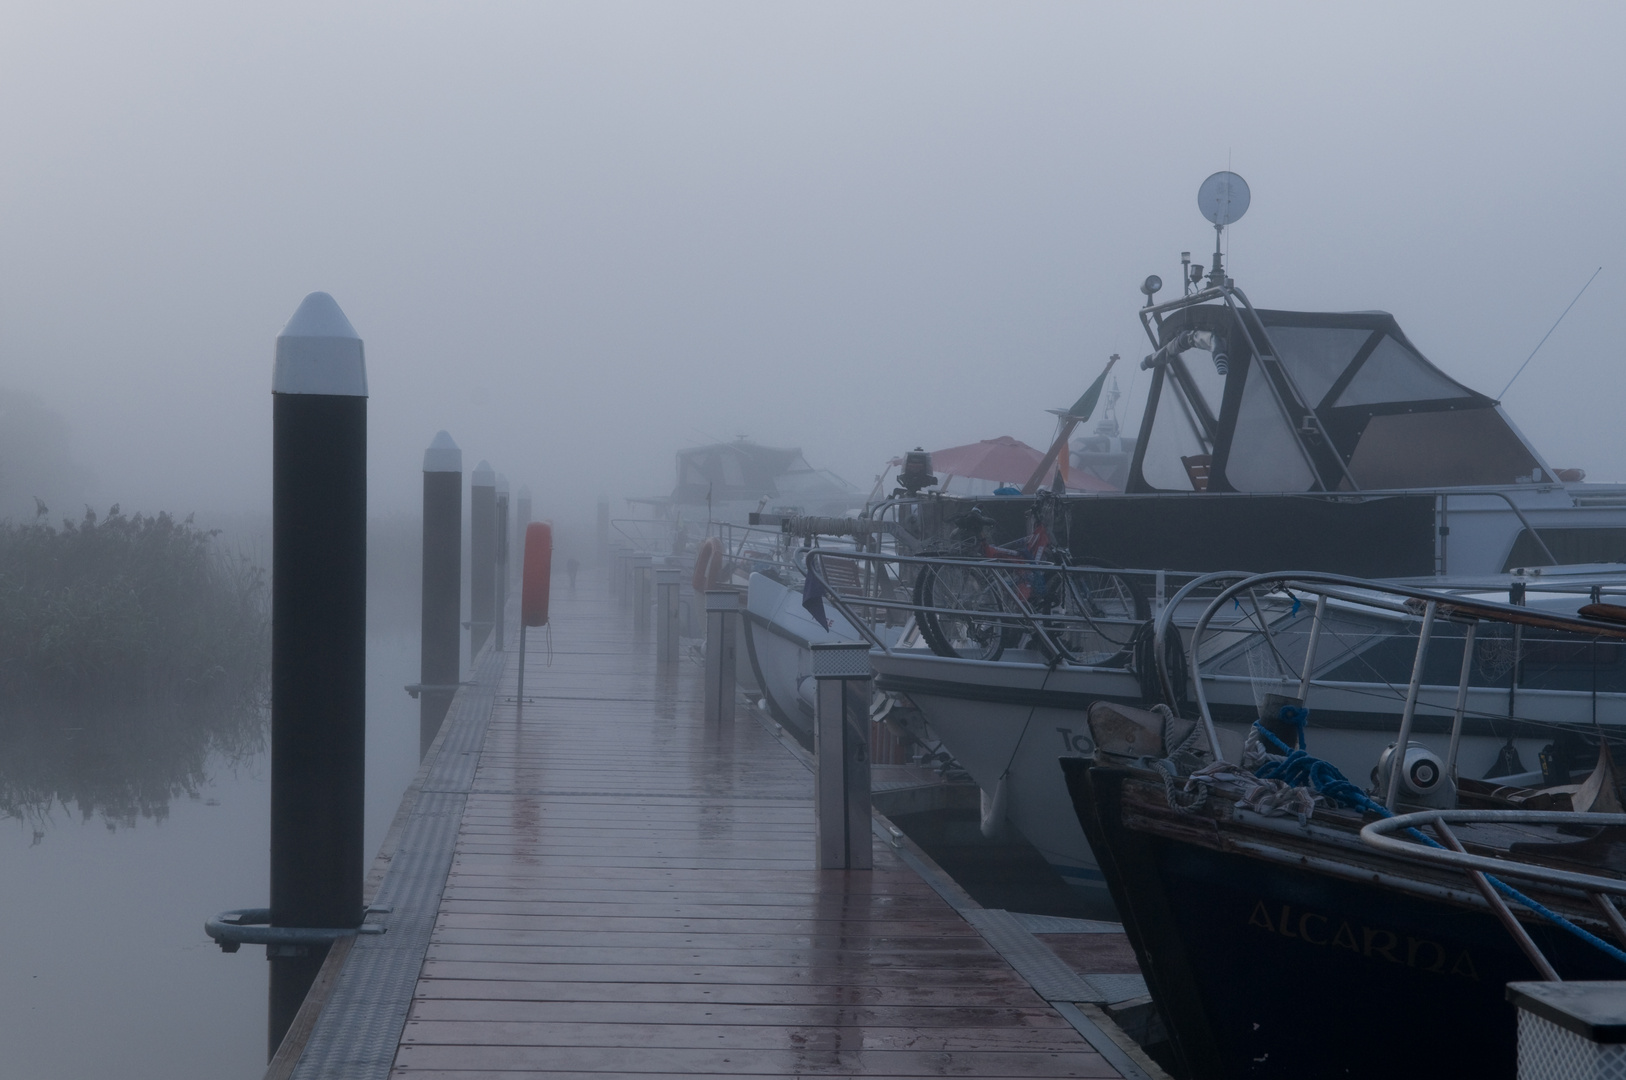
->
xmin=0 ymin=506 xmax=268 ymax=826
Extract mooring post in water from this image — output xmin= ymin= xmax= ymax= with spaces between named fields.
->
xmin=469 ymin=461 xmax=496 ymax=656
xmin=606 ymin=545 xmax=624 ymax=600
xmin=633 ymin=554 xmax=653 ymax=635
xmin=418 ymin=431 xmax=462 ymax=758
xmin=596 ymin=497 xmax=610 ymax=564
xmin=656 ymin=567 xmax=681 ymax=664
xmin=812 ymin=642 xmax=873 ymax=870
xmin=703 ymin=589 xmax=738 ymax=723
xmin=268 ymin=292 xmax=367 ymax=1056
xmin=516 ymin=486 xmax=532 ymax=570
xmin=494 ymin=475 xmax=510 ymax=652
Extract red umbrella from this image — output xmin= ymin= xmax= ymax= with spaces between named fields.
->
xmin=914 ymin=437 xmax=1044 ymax=484
xmin=891 ymin=435 xmax=1121 ymax=491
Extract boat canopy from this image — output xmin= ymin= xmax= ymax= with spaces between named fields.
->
xmin=672 ymin=439 xmax=857 ymax=509
xmin=1128 ymin=304 xmax=1549 ymax=493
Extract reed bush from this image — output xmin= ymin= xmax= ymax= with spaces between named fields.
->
xmin=0 ymin=506 xmax=269 ymax=824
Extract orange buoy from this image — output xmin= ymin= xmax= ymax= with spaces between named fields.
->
xmin=521 ymin=522 xmax=552 ymax=627
xmin=692 ymin=536 xmax=723 ymax=593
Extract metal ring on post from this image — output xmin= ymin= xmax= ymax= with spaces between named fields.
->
xmin=205 ymin=908 xmax=388 ymax=954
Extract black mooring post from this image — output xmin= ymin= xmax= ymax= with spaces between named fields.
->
xmin=495 ymin=476 xmax=510 ymax=652
xmin=596 ymin=497 xmax=610 ymax=564
xmin=516 ymin=486 xmax=533 ymax=562
xmin=268 ymin=292 xmax=367 ymax=1058
xmin=469 ymin=461 xmax=496 ymax=657
xmin=419 ymin=431 xmax=462 ymax=757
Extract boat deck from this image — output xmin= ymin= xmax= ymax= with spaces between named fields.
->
xmin=279 ymin=587 xmax=1143 ymax=1079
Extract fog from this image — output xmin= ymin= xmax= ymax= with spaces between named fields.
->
xmin=2 ymin=6 xmax=1624 ymax=1077
xmin=2 ymin=1 xmax=1622 ymax=527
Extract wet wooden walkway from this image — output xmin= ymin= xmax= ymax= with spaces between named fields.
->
xmin=382 ymin=589 xmax=1130 ymax=1077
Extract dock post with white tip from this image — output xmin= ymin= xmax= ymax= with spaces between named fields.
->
xmin=494 ymin=476 xmax=510 ymax=652
xmin=268 ymin=292 xmax=368 ymax=1057
xmin=812 ymin=641 xmax=873 ymax=870
xmin=469 ymin=461 xmax=496 ymax=657
xmin=418 ymin=431 xmax=462 ymax=757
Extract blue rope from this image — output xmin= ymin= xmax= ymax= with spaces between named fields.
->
xmin=1250 ymin=721 xmax=1626 ymax=969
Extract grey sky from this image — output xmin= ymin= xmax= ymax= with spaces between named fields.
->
xmin=2 ymin=1 xmax=1622 ymax=521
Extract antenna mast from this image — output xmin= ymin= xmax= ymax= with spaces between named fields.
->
xmin=1197 ymin=172 xmax=1250 ymax=285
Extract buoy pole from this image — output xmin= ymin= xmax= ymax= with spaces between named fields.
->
xmin=268 ymin=292 xmax=367 ymax=1057
xmin=517 ymin=523 xmax=553 ymax=725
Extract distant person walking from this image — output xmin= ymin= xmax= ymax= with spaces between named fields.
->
xmin=566 ymin=556 xmax=580 ymax=596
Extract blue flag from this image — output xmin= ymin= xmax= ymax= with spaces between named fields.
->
xmin=802 ymin=567 xmax=832 ymax=630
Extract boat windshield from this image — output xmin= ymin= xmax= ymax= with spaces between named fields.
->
xmin=1129 ymin=306 xmax=1547 ymax=493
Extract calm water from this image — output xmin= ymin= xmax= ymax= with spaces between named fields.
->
xmin=0 ymin=633 xmax=422 ymax=1080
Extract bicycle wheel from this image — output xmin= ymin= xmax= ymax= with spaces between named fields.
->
xmin=1046 ymin=568 xmax=1144 ymax=664
xmin=914 ymin=562 xmax=1010 ymax=661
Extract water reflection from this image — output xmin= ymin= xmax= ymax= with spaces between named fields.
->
xmin=0 ymin=693 xmax=266 ymax=830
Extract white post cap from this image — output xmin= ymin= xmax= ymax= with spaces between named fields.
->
xmin=704 ymin=589 xmax=740 ymax=612
xmin=496 ymin=474 xmax=510 ymax=496
xmin=423 ymin=430 xmax=461 ymax=473
xmin=273 ymin=292 xmax=367 ymax=396
xmin=472 ymin=460 xmax=496 ymax=487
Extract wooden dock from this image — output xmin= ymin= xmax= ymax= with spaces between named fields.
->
xmin=271 ymin=587 xmax=1154 ymax=1079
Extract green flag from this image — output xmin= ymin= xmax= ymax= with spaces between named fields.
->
xmin=1066 ymin=355 xmax=1118 ymax=420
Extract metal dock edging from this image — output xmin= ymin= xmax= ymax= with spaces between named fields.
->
xmin=877 ymin=819 xmax=1165 ymax=1080
xmin=263 ymin=644 xmax=505 ymax=1080
xmin=745 ymin=697 xmax=1166 ymax=1080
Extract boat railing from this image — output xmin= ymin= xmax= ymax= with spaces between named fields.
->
xmin=1362 ymin=809 xmax=1626 ymax=897
xmin=710 ymin=520 xmax=800 ymax=576
xmin=610 ymin=517 xmax=679 ymax=554
xmin=1168 ymin=572 xmax=1626 ymax=802
xmin=804 ymin=548 xmax=1223 ymax=669
xmin=1360 ymin=808 xmax=1626 ymax=980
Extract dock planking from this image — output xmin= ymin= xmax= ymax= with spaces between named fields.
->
xmin=387 ymin=589 xmax=1123 ymax=1078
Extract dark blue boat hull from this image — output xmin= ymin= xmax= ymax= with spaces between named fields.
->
xmin=1063 ymin=760 xmax=1625 ymax=1079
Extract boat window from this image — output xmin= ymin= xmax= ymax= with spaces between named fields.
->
xmin=1223 ymin=361 xmax=1316 ymax=492
xmin=1344 ymin=408 xmax=1542 ymax=488
xmin=1139 ymin=375 xmax=1210 ymax=491
xmin=1335 ymin=335 xmax=1473 ymax=407
xmin=1262 ymin=326 xmax=1374 ymax=408
xmin=1179 ymin=351 xmax=1228 ymax=421
xmin=1502 ymin=528 xmax=1626 ymax=571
